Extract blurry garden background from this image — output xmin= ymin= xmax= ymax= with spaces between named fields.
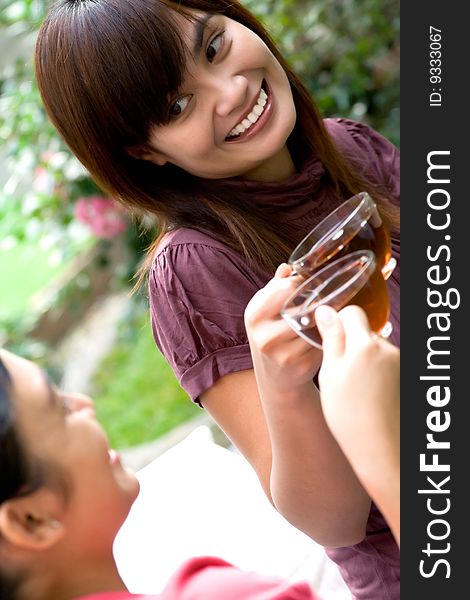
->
xmin=0 ymin=0 xmax=399 ymax=450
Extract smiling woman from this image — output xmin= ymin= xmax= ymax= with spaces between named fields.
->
xmin=34 ymin=1 xmax=400 ymax=598
xmin=0 ymin=349 xmax=139 ymax=599
xmin=138 ymin=12 xmax=297 ymax=181
xmin=0 ymin=351 xmax=139 ymax=524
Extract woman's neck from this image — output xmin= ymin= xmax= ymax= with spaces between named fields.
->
xmin=243 ymin=145 xmax=297 ymax=183
xmin=23 ymin=554 xmax=126 ymax=600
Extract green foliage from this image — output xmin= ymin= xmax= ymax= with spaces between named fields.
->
xmin=1 ymin=0 xmax=399 ymax=250
xmin=0 ymin=0 xmax=45 ymax=24
xmin=0 ymin=308 xmax=48 ymax=363
xmin=246 ymin=0 xmax=400 ymax=146
xmin=0 ymin=0 xmax=115 ymax=265
xmin=0 ymin=241 xmax=65 ymax=316
xmin=92 ymin=302 xmax=200 ymax=448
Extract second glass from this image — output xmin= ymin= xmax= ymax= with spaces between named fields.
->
xmin=280 ymin=250 xmax=392 ymax=349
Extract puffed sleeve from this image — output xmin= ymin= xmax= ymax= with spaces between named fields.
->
xmin=149 ymin=230 xmax=268 ymax=404
xmin=325 ymin=117 xmax=400 ymax=207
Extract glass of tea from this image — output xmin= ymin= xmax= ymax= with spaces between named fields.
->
xmin=288 ymin=191 xmax=396 ymax=280
xmin=280 ymin=250 xmax=392 ymax=349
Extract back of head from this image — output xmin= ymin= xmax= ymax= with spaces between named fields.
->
xmin=0 ymin=357 xmax=29 ymax=599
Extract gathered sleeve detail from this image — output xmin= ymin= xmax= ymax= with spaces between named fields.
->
xmin=325 ymin=118 xmax=400 ymax=207
xmin=149 ymin=233 xmax=266 ymax=404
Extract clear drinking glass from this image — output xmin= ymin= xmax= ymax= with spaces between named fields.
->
xmin=289 ymin=192 xmax=397 ymax=280
xmin=280 ymin=250 xmax=392 ymax=349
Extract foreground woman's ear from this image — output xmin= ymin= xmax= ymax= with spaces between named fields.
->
xmin=127 ymin=144 xmax=168 ymax=166
xmin=0 ymin=490 xmax=65 ymax=551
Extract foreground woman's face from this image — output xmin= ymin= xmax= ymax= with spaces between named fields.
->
xmin=144 ymin=13 xmax=297 ymax=182
xmin=1 ymin=349 xmax=139 ymax=551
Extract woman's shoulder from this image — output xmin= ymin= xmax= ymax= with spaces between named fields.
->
xmin=324 ymin=117 xmax=400 ymax=192
xmin=149 ymin=227 xmax=266 ymax=293
xmin=153 ymin=228 xmax=249 ymax=270
xmin=324 ymin=117 xmax=398 ymax=155
xmin=156 ymin=227 xmax=228 ymax=253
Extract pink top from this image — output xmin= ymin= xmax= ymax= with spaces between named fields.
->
xmin=76 ymin=556 xmax=316 ymax=599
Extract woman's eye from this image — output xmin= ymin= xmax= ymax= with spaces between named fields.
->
xmin=206 ymin=32 xmax=223 ymax=62
xmin=169 ymin=95 xmax=192 ymax=117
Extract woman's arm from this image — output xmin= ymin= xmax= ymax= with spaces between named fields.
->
xmin=315 ymin=304 xmax=400 ymax=546
xmin=201 ymin=268 xmax=370 ymax=547
xmin=201 ymin=371 xmax=370 ymax=547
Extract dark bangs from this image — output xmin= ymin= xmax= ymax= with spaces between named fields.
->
xmin=36 ymin=0 xmax=192 ymax=150
xmin=0 ymin=357 xmax=33 ymax=505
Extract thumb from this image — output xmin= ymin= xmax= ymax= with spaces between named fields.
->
xmin=315 ymin=305 xmax=345 ymax=361
xmin=275 ymin=262 xmax=294 ymax=279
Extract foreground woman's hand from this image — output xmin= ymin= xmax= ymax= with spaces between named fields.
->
xmin=316 ymin=304 xmax=400 ymax=546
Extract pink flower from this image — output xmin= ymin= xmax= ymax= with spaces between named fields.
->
xmin=74 ymin=196 xmax=128 ymax=239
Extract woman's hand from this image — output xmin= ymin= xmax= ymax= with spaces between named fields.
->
xmin=244 ymin=263 xmax=323 ymax=394
xmin=316 ymin=304 xmax=399 ymax=460
xmin=316 ymin=304 xmax=400 ymax=545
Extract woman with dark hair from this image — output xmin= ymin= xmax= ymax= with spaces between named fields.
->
xmin=0 ymin=305 xmax=400 ymax=600
xmin=35 ymin=1 xmax=400 ymax=597
xmin=0 ymin=349 xmax=315 ymax=600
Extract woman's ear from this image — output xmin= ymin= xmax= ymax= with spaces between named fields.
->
xmin=0 ymin=490 xmax=65 ymax=551
xmin=127 ymin=144 xmax=167 ymax=166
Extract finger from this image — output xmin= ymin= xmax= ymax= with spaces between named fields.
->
xmin=275 ymin=262 xmax=294 ymax=278
xmin=246 ymin=274 xmax=296 ymax=321
xmin=272 ymin=333 xmax=324 ymax=371
xmin=315 ymin=304 xmax=345 ymax=360
xmin=264 ymin=275 xmax=304 ymax=314
xmin=337 ymin=305 xmax=373 ymax=351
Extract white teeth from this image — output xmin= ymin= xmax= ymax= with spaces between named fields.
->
xmin=226 ymin=86 xmax=268 ymax=139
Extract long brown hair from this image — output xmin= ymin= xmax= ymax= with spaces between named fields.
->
xmin=35 ymin=0 xmax=399 ymax=281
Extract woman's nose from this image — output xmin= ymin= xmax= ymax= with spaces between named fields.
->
xmin=69 ymin=393 xmax=95 ymax=415
xmin=214 ymin=75 xmax=249 ymax=117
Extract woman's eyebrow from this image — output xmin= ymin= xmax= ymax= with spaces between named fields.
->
xmin=192 ymin=13 xmax=214 ymax=55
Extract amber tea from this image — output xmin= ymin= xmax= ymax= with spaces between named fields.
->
xmin=289 ymin=192 xmax=395 ymax=280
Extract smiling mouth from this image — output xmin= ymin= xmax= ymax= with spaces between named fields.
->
xmin=225 ymin=81 xmax=270 ymax=142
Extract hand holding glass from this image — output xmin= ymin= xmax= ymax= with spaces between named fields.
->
xmin=289 ymin=191 xmax=396 ymax=280
xmin=281 ymin=250 xmax=392 ymax=349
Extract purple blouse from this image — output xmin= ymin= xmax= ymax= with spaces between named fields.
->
xmin=149 ymin=118 xmax=400 ymax=599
